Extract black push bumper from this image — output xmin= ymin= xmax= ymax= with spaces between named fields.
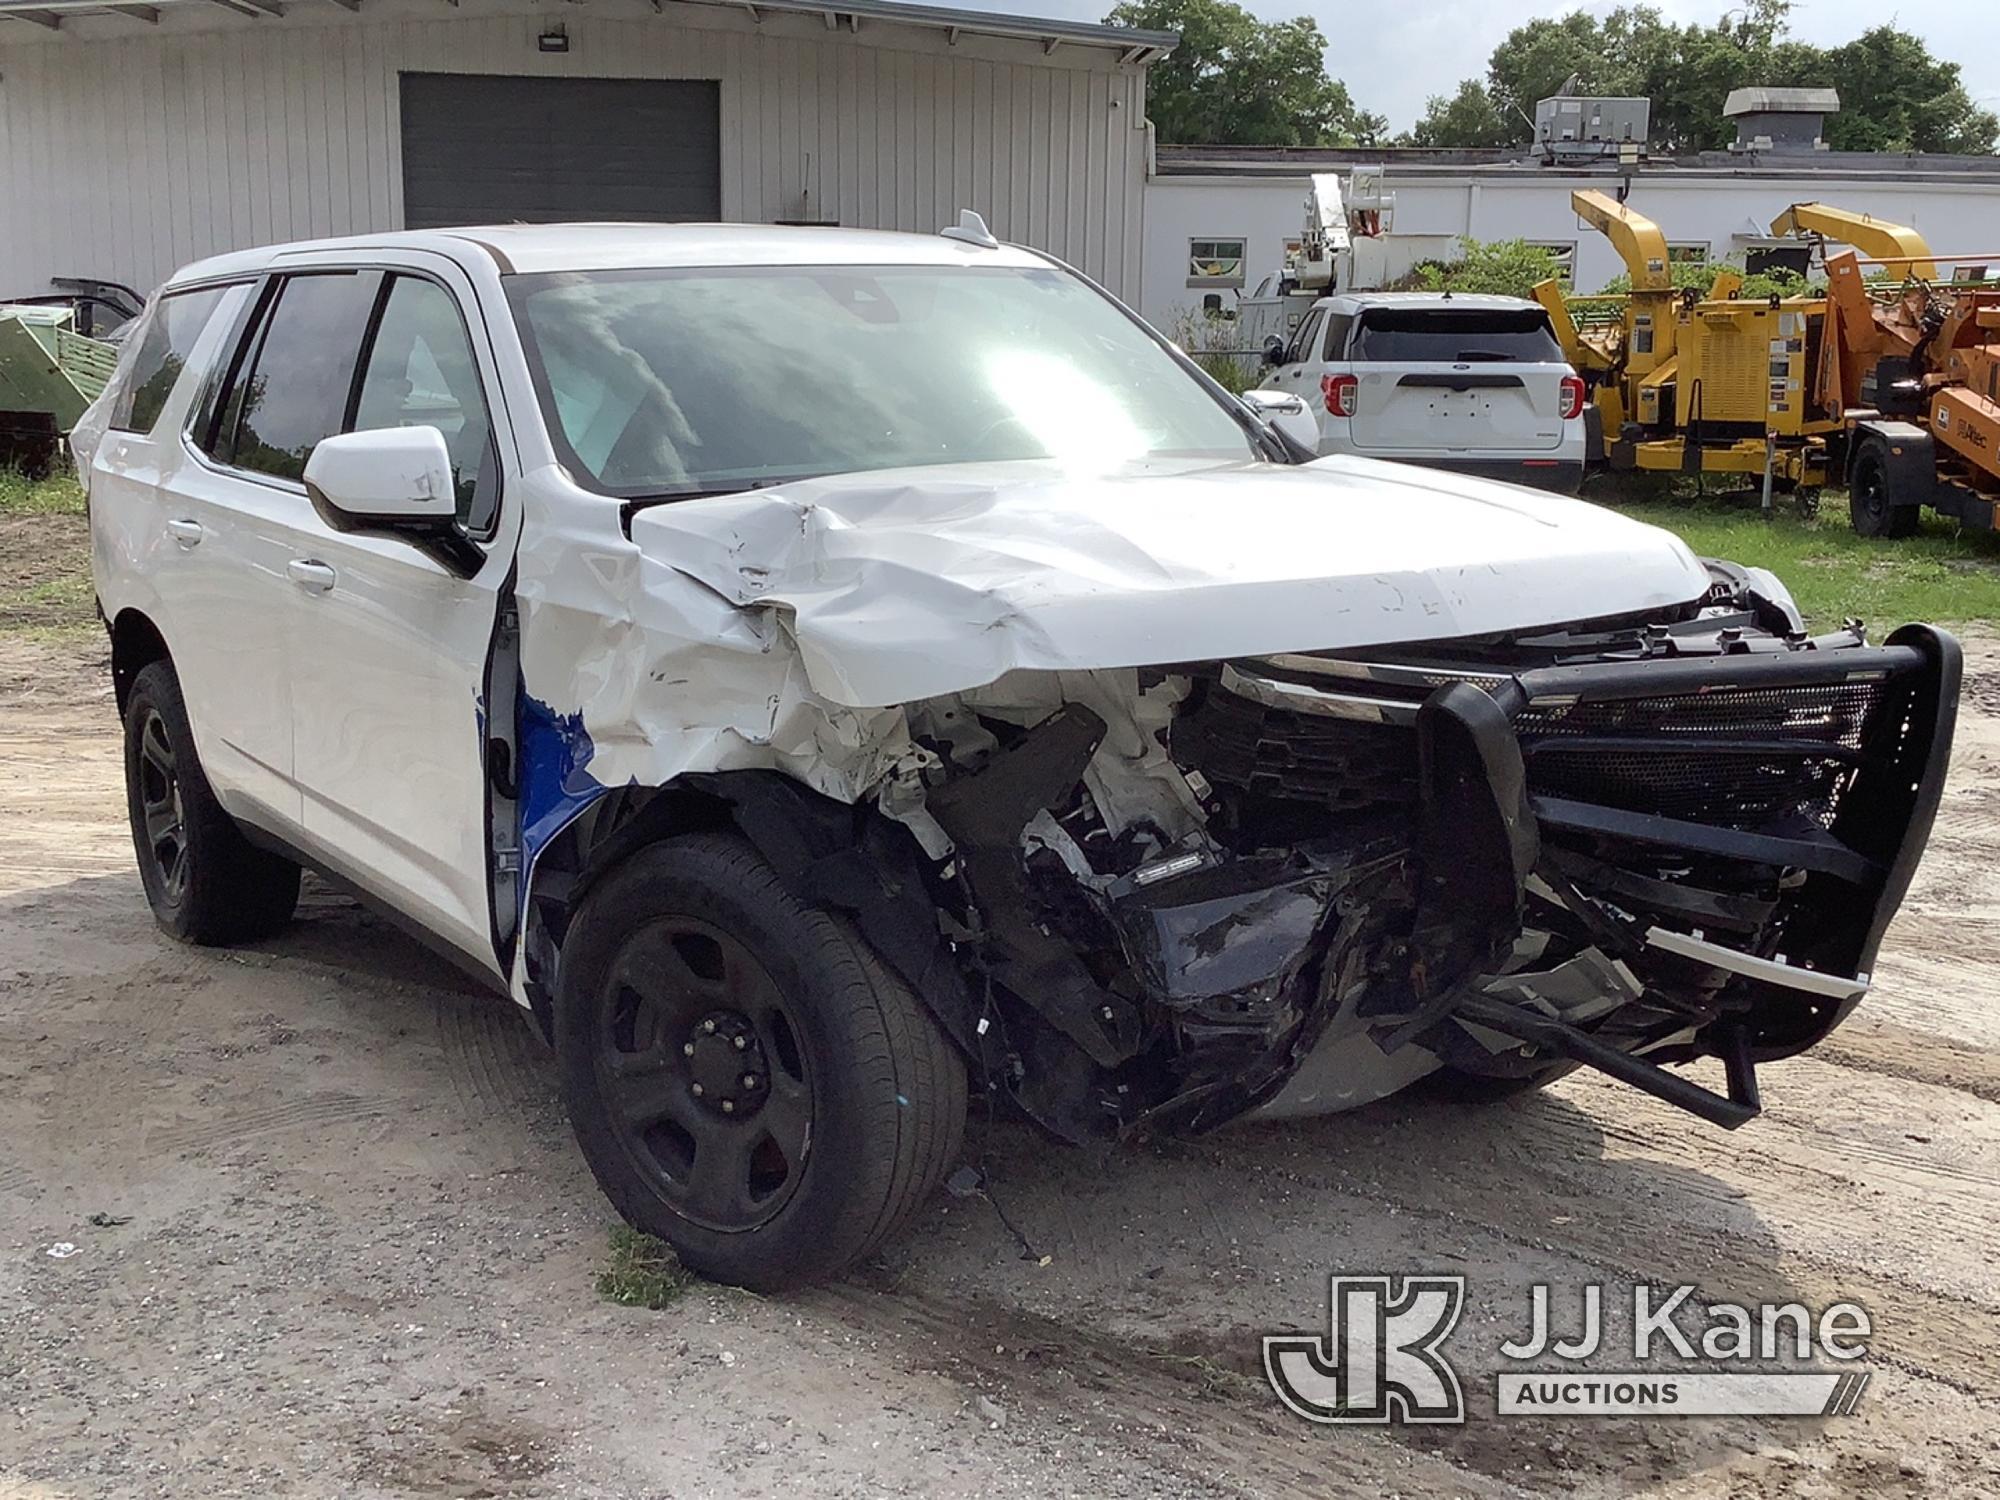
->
xmin=1403 ymin=626 xmax=1960 ymax=1125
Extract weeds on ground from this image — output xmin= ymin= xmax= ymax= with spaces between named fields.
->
xmin=0 ymin=464 xmax=95 ymax=638
xmin=1595 ymin=488 xmax=2000 ymax=629
xmin=0 ymin=466 xmax=86 ymax=517
xmin=596 ymin=1226 xmax=697 ymax=1309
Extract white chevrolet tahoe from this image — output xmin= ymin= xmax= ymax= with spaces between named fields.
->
xmin=1257 ymin=291 xmax=1589 ymax=493
xmin=80 ymin=222 xmax=1957 ymax=1290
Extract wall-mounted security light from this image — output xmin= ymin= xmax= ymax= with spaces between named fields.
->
xmin=538 ymin=25 xmax=569 ymax=53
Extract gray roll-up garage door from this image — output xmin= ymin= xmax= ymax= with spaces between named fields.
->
xmin=400 ymin=73 xmax=722 ymax=229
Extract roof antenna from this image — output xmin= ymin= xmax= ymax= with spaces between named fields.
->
xmin=940 ymin=209 xmax=1000 ymax=249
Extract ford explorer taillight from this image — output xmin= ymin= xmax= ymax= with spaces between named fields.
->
xmin=1322 ymin=373 xmax=1358 ymax=418
xmin=1559 ymin=374 xmax=1587 ymax=422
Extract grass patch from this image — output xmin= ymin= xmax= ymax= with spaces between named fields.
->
xmin=1599 ymin=488 xmax=2000 ymax=629
xmin=595 ymin=1226 xmax=697 ymax=1309
xmin=0 ymin=465 xmax=94 ymax=637
xmin=0 ymin=466 xmax=86 ymax=517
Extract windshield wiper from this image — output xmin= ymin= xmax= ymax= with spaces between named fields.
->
xmin=622 ymin=475 xmax=821 ymax=514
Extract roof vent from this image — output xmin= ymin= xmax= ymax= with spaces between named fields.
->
xmin=940 ymin=209 xmax=999 ymax=250
xmin=1724 ymin=87 xmax=1839 ymax=152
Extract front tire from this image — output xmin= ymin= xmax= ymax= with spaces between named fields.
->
xmin=122 ymin=660 xmax=301 ymax=944
xmin=556 ymin=833 xmax=967 ymax=1291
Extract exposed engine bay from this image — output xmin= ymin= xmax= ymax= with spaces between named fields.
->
xmin=816 ymin=564 xmax=1962 ymax=1141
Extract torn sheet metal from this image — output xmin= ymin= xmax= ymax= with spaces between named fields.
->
xmin=625 ymin=456 xmax=1712 ymax=708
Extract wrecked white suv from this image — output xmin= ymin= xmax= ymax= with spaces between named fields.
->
xmin=81 ymin=222 xmax=1958 ymax=1291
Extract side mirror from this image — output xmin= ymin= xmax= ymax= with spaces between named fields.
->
xmin=303 ymin=426 xmax=458 ymax=531
xmin=1240 ymin=388 xmax=1322 ymax=453
xmin=1261 ymin=335 xmax=1287 ymax=367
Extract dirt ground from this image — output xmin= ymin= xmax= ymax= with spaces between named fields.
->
xmin=1 ymin=630 xmax=1996 ymax=1500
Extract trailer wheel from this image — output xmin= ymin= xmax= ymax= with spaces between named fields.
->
xmin=1849 ymin=438 xmax=1918 ymax=539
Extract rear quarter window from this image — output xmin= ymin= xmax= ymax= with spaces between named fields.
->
xmin=109 ymin=287 xmax=228 ymax=434
xmin=1350 ymin=308 xmax=1562 ymax=364
xmin=1321 ymin=312 xmax=1354 ymax=360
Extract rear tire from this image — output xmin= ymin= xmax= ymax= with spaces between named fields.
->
xmin=556 ymin=833 xmax=967 ymax=1291
xmin=122 ymin=660 xmax=301 ymax=944
xmin=1848 ymin=439 xmax=1917 ymax=539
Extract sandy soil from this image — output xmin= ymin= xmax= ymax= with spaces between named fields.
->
xmin=1 ymin=629 xmax=1996 ymax=1499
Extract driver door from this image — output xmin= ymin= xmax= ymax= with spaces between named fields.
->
xmin=278 ymin=263 xmax=516 ymax=973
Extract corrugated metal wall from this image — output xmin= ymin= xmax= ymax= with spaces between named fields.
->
xmin=0 ymin=0 xmax=1151 ymax=296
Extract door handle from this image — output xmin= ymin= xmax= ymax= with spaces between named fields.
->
xmin=166 ymin=518 xmax=203 ymax=547
xmin=287 ymin=558 xmax=337 ymax=593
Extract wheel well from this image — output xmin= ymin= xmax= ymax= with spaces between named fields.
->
xmin=517 ymin=770 xmax=980 ymax=1064
xmin=517 ymin=781 xmax=737 ymax=1039
xmin=110 ymin=609 xmax=171 ymax=713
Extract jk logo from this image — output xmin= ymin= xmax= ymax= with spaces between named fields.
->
xmin=1263 ymin=1275 xmax=1467 ymax=1424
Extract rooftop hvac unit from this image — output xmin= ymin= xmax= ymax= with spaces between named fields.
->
xmin=1534 ymin=95 xmax=1651 ymax=161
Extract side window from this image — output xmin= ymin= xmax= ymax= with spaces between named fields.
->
xmin=1287 ymin=310 xmax=1325 ymax=366
xmin=213 ymin=272 xmax=378 ymax=480
xmin=351 ymin=276 xmax=498 ymax=534
xmin=110 ymin=287 xmax=227 ymax=435
xmin=1321 ymin=312 xmax=1354 ymax=361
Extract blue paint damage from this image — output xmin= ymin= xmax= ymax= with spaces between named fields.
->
xmin=517 ymin=693 xmax=608 ymax=922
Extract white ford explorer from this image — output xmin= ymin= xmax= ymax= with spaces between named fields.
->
xmin=80 ymin=222 xmax=1957 ymax=1290
xmin=1257 ymin=291 xmax=1589 ymax=493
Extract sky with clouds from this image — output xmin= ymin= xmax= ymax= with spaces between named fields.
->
xmin=956 ymin=0 xmax=2000 ymax=136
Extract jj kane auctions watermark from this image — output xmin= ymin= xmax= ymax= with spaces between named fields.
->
xmin=1263 ymin=1276 xmax=1873 ymax=1424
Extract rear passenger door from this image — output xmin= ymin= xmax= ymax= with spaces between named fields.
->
xmin=173 ymin=270 xmax=383 ymax=831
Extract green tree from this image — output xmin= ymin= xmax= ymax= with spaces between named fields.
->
xmin=1107 ymin=0 xmax=1385 ymax=147
xmin=1410 ymin=3 xmax=1994 ymax=155
xmin=1821 ymin=28 xmax=1998 ymax=154
xmin=1408 ymin=80 xmax=1516 ymax=149
xmin=1407 ymin=239 xmax=1567 ymax=298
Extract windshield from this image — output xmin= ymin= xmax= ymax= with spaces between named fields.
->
xmin=1350 ymin=308 xmax=1563 ymax=364
xmin=508 ymin=263 xmax=1259 ymax=498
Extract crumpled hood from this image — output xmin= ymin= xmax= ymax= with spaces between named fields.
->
xmin=628 ymin=456 xmax=1711 ymax=707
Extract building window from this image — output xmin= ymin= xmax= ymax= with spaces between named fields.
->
xmin=1669 ymin=242 xmax=1711 ymax=264
xmin=1527 ymin=241 xmax=1576 ymax=288
xmin=1188 ymin=238 xmax=1247 ymax=289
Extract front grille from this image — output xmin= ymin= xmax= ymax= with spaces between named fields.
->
xmin=1515 ymin=680 xmax=1893 ymax=831
xmin=1180 ymin=669 xmax=1903 ymax=836
xmin=1513 ymin=681 xmax=1886 ymax=749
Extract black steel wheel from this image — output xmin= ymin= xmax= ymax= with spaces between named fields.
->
xmin=557 ymin=833 xmax=966 ymax=1290
xmin=593 ymin=915 xmax=815 ymax=1233
xmin=1849 ymin=440 xmax=1917 ymax=539
xmin=122 ymin=660 xmax=301 ymax=944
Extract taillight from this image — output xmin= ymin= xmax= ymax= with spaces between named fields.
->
xmin=1322 ymin=373 xmax=1358 ymax=418
xmin=1559 ymin=374 xmax=1587 ymax=422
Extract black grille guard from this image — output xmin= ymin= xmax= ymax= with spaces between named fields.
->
xmin=1396 ymin=625 xmax=1961 ymax=1128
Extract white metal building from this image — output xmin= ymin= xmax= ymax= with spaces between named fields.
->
xmin=1142 ymin=144 xmax=2000 ymax=332
xmin=0 ymin=0 xmax=1171 ymax=298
